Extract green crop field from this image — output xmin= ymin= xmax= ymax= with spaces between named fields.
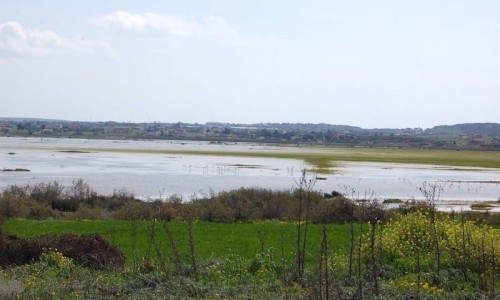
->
xmin=4 ymin=219 xmax=356 ymax=265
xmin=2 ymin=217 xmax=498 ymax=299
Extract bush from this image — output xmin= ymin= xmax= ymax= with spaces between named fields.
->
xmin=380 ymin=211 xmax=499 ymax=294
xmin=29 ymin=182 xmax=64 ymax=205
xmin=311 ymin=196 xmax=356 ymax=223
xmin=0 ymin=234 xmax=125 ymax=269
xmin=27 ymin=201 xmax=59 ymax=219
xmin=198 ymin=199 xmax=236 ymax=222
xmin=64 ymin=179 xmax=97 ymax=204
xmin=71 ymin=204 xmax=109 ymax=220
xmin=41 ymin=234 xmax=125 ymax=268
xmin=1 ymin=185 xmax=29 ymax=198
xmin=0 ymin=235 xmax=42 ymax=266
xmin=112 ymin=200 xmax=154 ymax=220
xmin=0 ymin=194 xmax=31 ymax=218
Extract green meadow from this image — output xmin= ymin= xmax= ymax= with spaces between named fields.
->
xmin=4 ymin=219 xmax=356 ymax=265
xmin=3 ymin=217 xmax=499 ymax=299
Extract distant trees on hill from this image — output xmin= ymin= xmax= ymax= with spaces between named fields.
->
xmin=1 ymin=118 xmax=499 ymax=149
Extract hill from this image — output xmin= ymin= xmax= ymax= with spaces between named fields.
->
xmin=1 ymin=118 xmax=499 ymax=150
xmin=428 ymin=123 xmax=500 ymax=137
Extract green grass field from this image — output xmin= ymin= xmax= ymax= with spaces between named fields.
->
xmin=3 ymin=218 xmax=498 ymax=299
xmin=4 ymin=219 xmax=357 ymax=265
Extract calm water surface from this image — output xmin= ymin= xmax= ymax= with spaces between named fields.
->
xmin=1 ymin=137 xmax=499 ymax=211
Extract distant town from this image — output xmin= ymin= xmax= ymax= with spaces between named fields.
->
xmin=1 ymin=118 xmax=499 ymax=150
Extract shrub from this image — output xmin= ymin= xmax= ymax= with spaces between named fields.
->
xmin=41 ymin=234 xmax=125 ymax=268
xmin=1 ymin=185 xmax=29 ymax=198
xmin=112 ymin=200 xmax=154 ymax=220
xmin=380 ymin=211 xmax=499 ymax=294
xmin=108 ymin=189 xmax=135 ymax=210
xmin=0 ymin=194 xmax=31 ymax=218
xmin=64 ymin=179 xmax=97 ymax=204
xmin=29 ymin=182 xmax=64 ymax=205
xmin=0 ymin=234 xmax=125 ymax=269
xmin=198 ymin=199 xmax=235 ymax=222
xmin=27 ymin=201 xmax=59 ymax=220
xmin=0 ymin=235 xmax=42 ymax=266
xmin=262 ymin=191 xmax=293 ymax=220
xmin=311 ymin=196 xmax=356 ymax=223
xmin=71 ymin=204 xmax=109 ymax=220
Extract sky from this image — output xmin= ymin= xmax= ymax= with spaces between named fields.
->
xmin=1 ymin=1 xmax=499 ymax=129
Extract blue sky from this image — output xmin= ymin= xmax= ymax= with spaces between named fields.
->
xmin=1 ymin=1 xmax=499 ymax=128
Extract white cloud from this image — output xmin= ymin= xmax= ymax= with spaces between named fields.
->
xmin=0 ymin=21 xmax=116 ymax=59
xmin=93 ymin=11 xmax=258 ymax=47
xmin=92 ymin=11 xmax=191 ymax=37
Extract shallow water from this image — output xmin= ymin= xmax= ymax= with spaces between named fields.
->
xmin=1 ymin=137 xmax=499 ymax=211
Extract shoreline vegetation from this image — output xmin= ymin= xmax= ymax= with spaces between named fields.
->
xmin=0 ymin=179 xmax=499 ymax=298
xmin=1 ymin=168 xmax=30 ymax=172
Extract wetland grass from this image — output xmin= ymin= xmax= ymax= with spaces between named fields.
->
xmin=58 ymin=150 xmax=93 ymax=153
xmin=51 ymin=145 xmax=500 ymax=173
xmin=470 ymin=201 xmax=500 ymax=211
xmin=2 ymin=168 xmax=30 ymax=172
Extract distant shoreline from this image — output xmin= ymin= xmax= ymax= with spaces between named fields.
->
xmin=1 ymin=118 xmax=499 ymax=151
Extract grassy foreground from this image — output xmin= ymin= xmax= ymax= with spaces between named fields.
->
xmin=2 ymin=215 xmax=499 ymax=299
xmin=2 ymin=219 xmax=358 ymax=299
xmin=4 ymin=219 xmax=354 ymax=264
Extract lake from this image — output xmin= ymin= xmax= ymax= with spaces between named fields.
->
xmin=1 ymin=137 xmax=499 ymax=211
